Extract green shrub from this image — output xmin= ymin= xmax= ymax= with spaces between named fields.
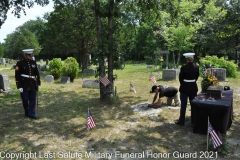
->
xmin=49 ymin=58 xmax=62 ymax=80
xmin=199 ymin=56 xmax=237 ymax=78
xmin=62 ymin=57 xmax=79 ymax=82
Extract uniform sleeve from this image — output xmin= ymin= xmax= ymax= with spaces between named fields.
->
xmin=179 ymin=67 xmax=183 ymax=84
xmin=15 ymin=61 xmax=22 ymax=89
xmin=35 ymin=62 xmax=41 ymax=86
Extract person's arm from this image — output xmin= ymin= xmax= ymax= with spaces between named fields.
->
xmin=15 ymin=61 xmax=22 ymax=89
xmin=149 ymin=98 xmax=162 ymax=107
xmin=152 ymin=92 xmax=158 ymax=103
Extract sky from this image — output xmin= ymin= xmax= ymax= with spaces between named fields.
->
xmin=0 ymin=2 xmax=54 ymax=43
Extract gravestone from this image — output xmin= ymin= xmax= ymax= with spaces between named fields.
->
xmin=58 ymin=58 xmax=61 ymax=61
xmin=60 ymin=76 xmax=70 ymax=84
xmin=162 ymin=69 xmax=177 ymax=80
xmin=146 ymin=65 xmax=153 ymax=68
xmin=207 ymin=68 xmax=226 ymax=81
xmin=176 ymin=69 xmax=180 ymax=76
xmin=83 ymin=69 xmax=95 ymax=74
xmin=37 ymin=64 xmax=41 ymax=73
xmin=0 ymin=74 xmax=11 ymax=91
xmin=44 ymin=75 xmax=54 ymax=83
xmin=40 ymin=59 xmax=43 ymax=63
xmin=0 ymin=58 xmax=6 ymax=65
xmin=82 ymin=80 xmax=100 ymax=89
xmin=46 ymin=59 xmax=49 ymax=65
xmin=40 ymin=65 xmax=47 ymax=71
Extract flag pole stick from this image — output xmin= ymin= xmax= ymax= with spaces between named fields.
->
xmin=207 ymin=116 xmax=209 ymax=151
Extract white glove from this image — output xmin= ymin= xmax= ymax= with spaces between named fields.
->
xmin=18 ymin=88 xmax=23 ymax=92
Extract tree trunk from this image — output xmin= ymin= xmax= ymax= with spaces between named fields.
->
xmin=176 ymin=50 xmax=181 ymax=68
xmin=172 ymin=51 xmax=176 ymax=67
xmin=107 ymin=0 xmax=114 ymax=96
xmin=94 ymin=0 xmax=106 ymax=100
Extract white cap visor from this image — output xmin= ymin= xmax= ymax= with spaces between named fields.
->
xmin=183 ymin=52 xmax=195 ymax=58
xmin=22 ymin=49 xmax=34 ymax=54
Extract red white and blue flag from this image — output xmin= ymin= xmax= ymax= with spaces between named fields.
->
xmin=149 ymin=73 xmax=156 ymax=83
xmin=130 ymin=83 xmax=136 ymax=93
xmin=99 ymin=73 xmax=110 ymax=86
xmin=87 ymin=109 xmax=96 ymax=130
xmin=208 ymin=122 xmax=222 ymax=148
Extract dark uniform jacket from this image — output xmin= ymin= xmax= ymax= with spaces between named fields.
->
xmin=15 ymin=58 xmax=41 ymax=91
xmin=179 ymin=62 xmax=199 ymax=94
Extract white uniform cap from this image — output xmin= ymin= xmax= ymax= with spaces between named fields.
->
xmin=22 ymin=49 xmax=34 ymax=54
xmin=183 ymin=52 xmax=195 ymax=58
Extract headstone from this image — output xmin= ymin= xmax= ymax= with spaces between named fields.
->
xmin=83 ymin=69 xmax=95 ymax=74
xmin=162 ymin=69 xmax=177 ymax=80
xmin=40 ymin=59 xmax=43 ymax=63
xmin=46 ymin=59 xmax=49 ymax=65
xmin=176 ymin=69 xmax=180 ymax=76
xmin=58 ymin=58 xmax=61 ymax=61
xmin=0 ymin=74 xmax=11 ymax=91
xmin=82 ymin=80 xmax=100 ymax=89
xmin=37 ymin=64 xmax=41 ymax=73
xmin=146 ymin=65 xmax=153 ymax=68
xmin=60 ymin=76 xmax=70 ymax=84
xmin=40 ymin=65 xmax=47 ymax=71
xmin=207 ymin=68 xmax=226 ymax=81
xmin=44 ymin=75 xmax=54 ymax=83
xmin=0 ymin=58 xmax=6 ymax=65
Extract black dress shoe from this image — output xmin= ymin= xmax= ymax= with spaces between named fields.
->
xmin=29 ymin=116 xmax=37 ymax=119
xmin=175 ymin=120 xmax=184 ymax=126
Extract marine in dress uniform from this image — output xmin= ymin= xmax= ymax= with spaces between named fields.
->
xmin=175 ymin=53 xmax=199 ymax=125
xmin=15 ymin=49 xmax=41 ymax=119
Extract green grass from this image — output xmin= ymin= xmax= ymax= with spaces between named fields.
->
xmin=0 ymin=64 xmax=240 ymax=160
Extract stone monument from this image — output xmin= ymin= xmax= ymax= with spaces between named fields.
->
xmin=162 ymin=69 xmax=177 ymax=80
xmin=0 ymin=73 xmax=11 ymax=91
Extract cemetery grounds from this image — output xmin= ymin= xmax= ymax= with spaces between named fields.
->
xmin=0 ymin=63 xmax=240 ymax=160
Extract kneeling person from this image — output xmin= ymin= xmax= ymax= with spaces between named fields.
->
xmin=148 ymin=85 xmax=179 ymax=107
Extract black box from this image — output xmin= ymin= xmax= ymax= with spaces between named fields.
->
xmin=206 ymin=86 xmax=223 ymax=98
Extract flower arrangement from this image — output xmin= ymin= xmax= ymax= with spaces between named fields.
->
xmin=201 ymin=64 xmax=220 ymax=92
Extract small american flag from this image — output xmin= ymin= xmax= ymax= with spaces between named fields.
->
xmin=87 ymin=109 xmax=96 ymax=130
xmin=130 ymin=83 xmax=136 ymax=93
xmin=149 ymin=73 xmax=156 ymax=83
xmin=99 ymin=73 xmax=110 ymax=86
xmin=82 ymin=75 xmax=85 ymax=85
xmin=208 ymin=122 xmax=222 ymax=148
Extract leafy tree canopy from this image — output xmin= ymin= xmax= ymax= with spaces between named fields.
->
xmin=0 ymin=0 xmax=50 ymax=27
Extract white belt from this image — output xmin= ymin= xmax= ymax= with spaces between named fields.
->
xmin=183 ymin=79 xmax=195 ymax=82
xmin=21 ymin=74 xmax=35 ymax=79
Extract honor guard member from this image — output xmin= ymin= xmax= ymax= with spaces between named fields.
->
xmin=15 ymin=49 xmax=41 ymax=119
xmin=175 ymin=52 xmax=199 ymax=126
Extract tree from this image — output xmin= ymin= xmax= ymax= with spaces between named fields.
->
xmin=4 ymin=30 xmax=41 ymax=59
xmin=0 ymin=43 xmax=4 ymax=58
xmin=0 ymin=0 xmax=50 ymax=27
xmin=41 ymin=1 xmax=96 ymax=69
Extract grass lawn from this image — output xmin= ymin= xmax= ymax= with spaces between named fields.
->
xmin=0 ymin=63 xmax=240 ymax=160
